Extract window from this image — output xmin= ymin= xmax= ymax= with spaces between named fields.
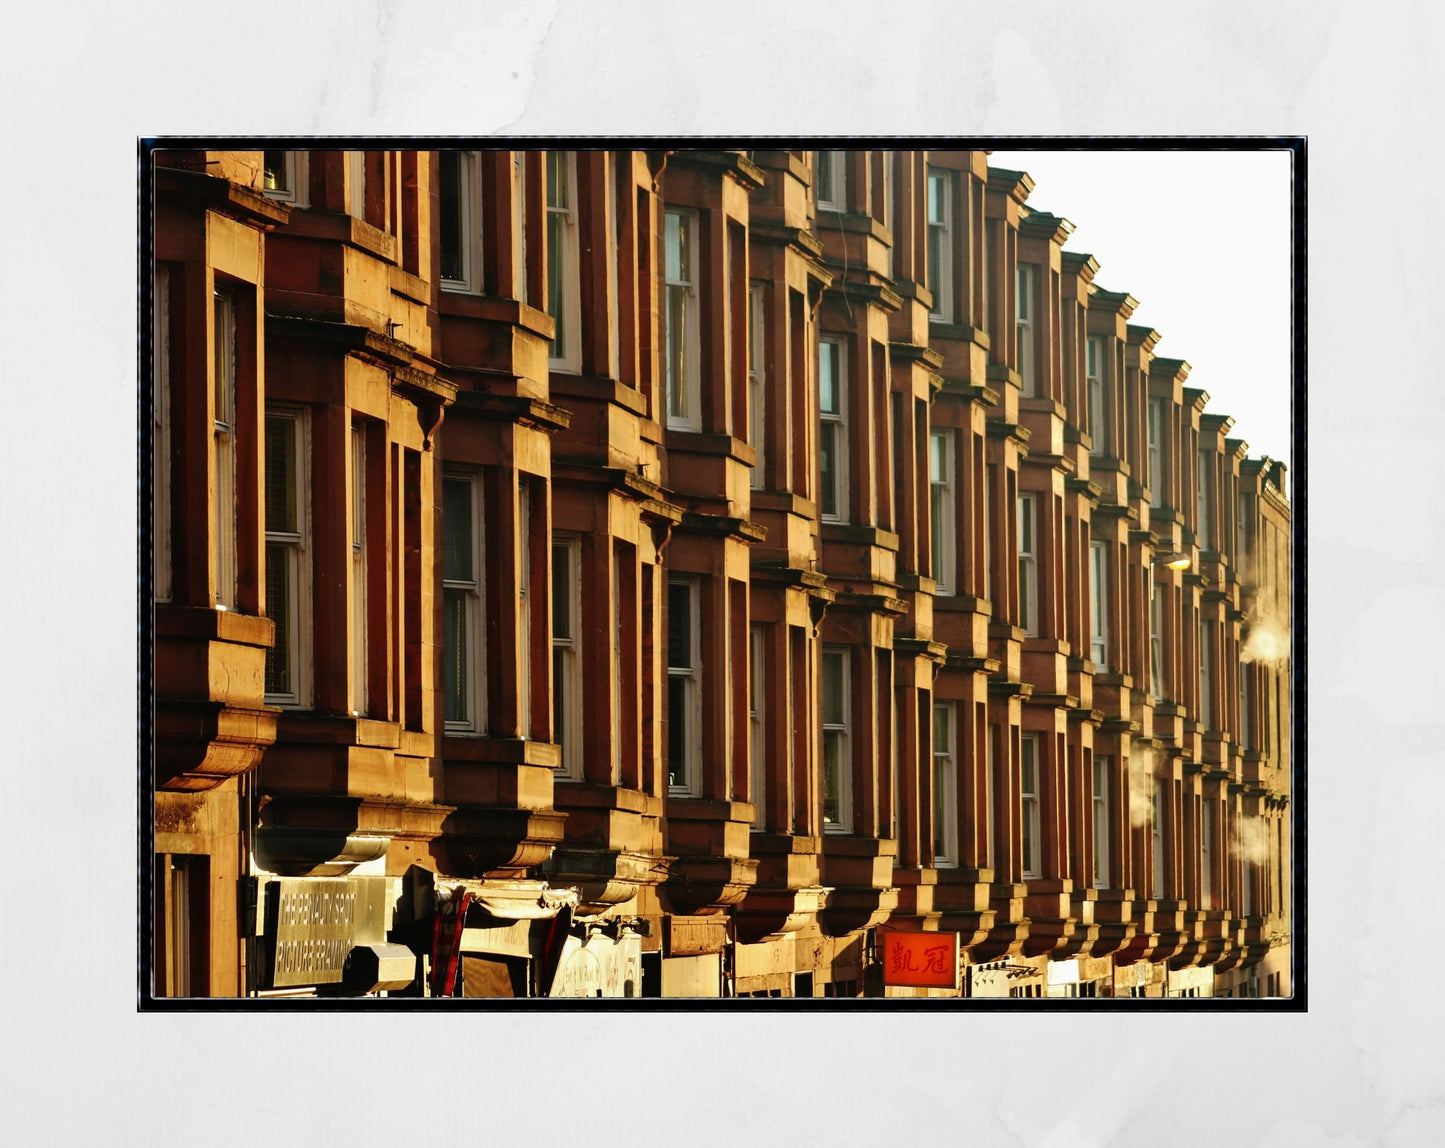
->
xmin=926 ymin=168 xmax=952 ymax=322
xmin=440 ymin=151 xmax=482 ymax=293
xmin=213 ymin=289 xmax=237 ymax=609
xmin=664 ymin=208 xmax=700 ymax=429
xmin=930 ymin=429 xmax=955 ymax=595
xmin=821 ymin=647 xmax=850 ymax=832
xmin=1197 ymin=450 xmax=1212 ymax=549
xmin=1148 ymin=397 xmax=1167 ymax=508
xmin=1237 ymin=492 xmax=1253 ymax=580
xmin=816 ymin=150 xmax=846 ymax=211
xmin=984 ymin=714 xmax=996 ymax=870
xmin=265 ymin=409 xmax=309 ymax=706
xmin=546 ymin=151 xmax=580 ymax=370
xmin=1150 ymin=577 xmax=1164 ymax=701
xmin=262 ymin=151 xmax=307 ymax=206
xmin=1201 ymin=799 xmax=1214 ymax=909
xmin=667 ymin=579 xmax=701 ymax=794
xmin=1092 ymin=757 xmax=1110 ymax=888
xmin=933 ymin=703 xmax=957 ymax=867
xmin=350 ymin=425 xmax=367 ymax=715
xmin=1021 ymin=734 xmax=1041 ymax=879
xmin=750 ymin=624 xmax=766 ymax=829
xmin=552 ymin=536 xmax=581 ymax=776
xmin=1089 ymin=541 xmax=1108 ymax=669
xmin=749 ymin=283 xmax=767 ymax=490
xmin=1199 ymin=621 xmax=1213 ymax=730
xmin=442 ymin=473 xmax=483 ymax=733
xmin=1086 ymin=336 xmax=1105 ymax=456
xmin=881 ymin=150 xmax=895 ymax=278
xmin=1152 ymin=778 xmax=1166 ymax=899
xmin=819 ymin=337 xmax=847 ymax=521
xmin=1016 ymin=263 xmax=1037 ymax=395
xmin=1018 ymin=492 xmax=1038 ymax=635
xmin=153 ymin=265 xmax=171 ymax=603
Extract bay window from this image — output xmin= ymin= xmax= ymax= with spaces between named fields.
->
xmin=664 ymin=208 xmax=700 ymax=429
xmin=1016 ymin=263 xmax=1037 ymax=395
xmin=1090 ymin=541 xmax=1108 ymax=669
xmin=1092 ymin=756 xmax=1110 ymax=888
xmin=439 ymin=150 xmax=482 ymax=294
xmin=821 ymin=646 xmax=850 ymax=832
xmin=442 ymin=472 xmax=483 ymax=732
xmin=1087 ymin=336 xmax=1104 ymax=456
xmin=264 ymin=408 xmax=309 ymax=706
xmin=213 ymin=288 xmax=237 ymax=610
xmin=1018 ymin=491 xmax=1037 ymax=635
xmin=552 ymin=536 xmax=581 ymax=777
xmin=930 ymin=429 xmax=955 ymax=595
xmin=933 ymin=703 xmax=957 ymax=867
xmin=546 ymin=151 xmax=580 ymax=370
xmin=667 ymin=578 xmax=701 ymax=794
xmin=1021 ymin=734 xmax=1041 ymax=879
xmin=926 ymin=168 xmax=952 ymax=322
xmin=819 ymin=337 xmax=847 ymax=521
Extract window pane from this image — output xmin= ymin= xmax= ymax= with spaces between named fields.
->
xmin=552 ymin=544 xmax=571 ymax=641
xmin=264 ymin=541 xmax=290 ymax=695
xmin=443 ymin=589 xmax=467 ymax=723
xmin=546 ymin=151 xmax=568 ymax=210
xmin=819 ymin=424 xmax=837 ymax=518
xmin=668 ymin=582 xmax=692 ymax=670
xmin=822 ymin=651 xmax=844 ymax=725
xmin=666 ymin=284 xmax=689 ymax=418
xmin=440 ymin=152 xmax=463 ymax=282
xmin=264 ymin=416 xmax=295 ymax=533
xmin=823 ymin=731 xmax=843 ymax=825
xmin=819 ymin=342 xmax=838 ymax=414
xmin=263 ymin=152 xmax=288 ymax=192
xmin=442 ymin=479 xmax=472 ymax=583
xmin=668 ymin=675 xmax=687 ymax=786
xmin=665 ymin=211 xmax=685 ymax=282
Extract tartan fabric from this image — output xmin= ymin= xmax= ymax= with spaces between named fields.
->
xmin=428 ymin=889 xmax=472 ymax=997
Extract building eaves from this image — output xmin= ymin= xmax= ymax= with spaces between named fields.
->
xmin=1019 ymin=208 xmax=1075 ymax=245
xmin=1061 ymin=251 xmax=1100 ymax=282
xmin=1151 ymin=356 xmax=1192 ymax=382
xmin=986 ymin=166 xmax=1035 ymax=203
xmin=1088 ymin=287 xmax=1138 ymax=319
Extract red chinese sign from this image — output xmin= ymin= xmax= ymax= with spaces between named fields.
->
xmin=881 ymin=930 xmax=960 ymax=989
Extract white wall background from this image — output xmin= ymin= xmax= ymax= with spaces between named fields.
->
xmin=3 ymin=1 xmax=1439 ymax=1143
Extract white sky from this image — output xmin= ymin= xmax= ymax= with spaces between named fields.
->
xmin=989 ymin=148 xmax=1293 ymax=474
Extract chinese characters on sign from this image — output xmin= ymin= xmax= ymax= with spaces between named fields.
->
xmin=881 ymin=930 xmax=961 ymax=989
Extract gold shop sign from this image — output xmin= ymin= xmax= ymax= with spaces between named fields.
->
xmin=258 ymin=877 xmax=388 ymax=989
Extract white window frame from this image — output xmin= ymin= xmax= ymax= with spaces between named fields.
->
xmin=442 ymin=471 xmax=484 ymax=734
xmin=1086 ymin=336 xmax=1105 ymax=456
xmin=264 ymin=406 xmax=311 ymax=708
xmin=1092 ymin=756 xmax=1110 ymax=889
xmin=1152 ymin=778 xmax=1167 ymax=899
xmin=821 ymin=646 xmax=851 ymax=833
xmin=667 ymin=578 xmax=702 ymax=795
xmin=1090 ymin=540 xmax=1108 ymax=669
xmin=262 ymin=150 xmax=308 ymax=207
xmin=818 ymin=336 xmax=848 ymax=522
xmin=350 ymin=425 xmax=368 ymax=716
xmin=750 ymin=623 xmax=766 ymax=829
xmin=1021 ymin=733 xmax=1041 ymax=880
xmin=153 ymin=264 xmax=171 ymax=603
xmin=551 ymin=534 xmax=582 ymax=777
xmin=933 ymin=702 xmax=958 ymax=868
xmin=348 ymin=150 xmax=367 ymax=222
xmin=749 ymin=282 xmax=767 ymax=491
xmin=926 ymin=167 xmax=952 ymax=323
xmin=664 ymin=207 xmax=701 ymax=430
xmin=213 ymin=288 xmax=237 ymax=610
xmin=1148 ymin=396 xmax=1166 ymax=508
xmin=816 ymin=150 xmax=846 ymax=211
xmin=1018 ymin=491 xmax=1038 ymax=636
xmin=546 ymin=151 xmax=581 ymax=372
xmin=930 ymin=429 xmax=956 ymax=596
xmin=1016 ymin=262 xmax=1037 ymax=396
xmin=439 ymin=150 xmax=483 ymax=295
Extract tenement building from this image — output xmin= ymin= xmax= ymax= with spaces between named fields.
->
xmin=145 ymin=147 xmax=1293 ymax=1000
